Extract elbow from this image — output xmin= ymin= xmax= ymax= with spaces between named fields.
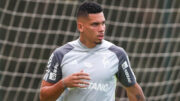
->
xmin=139 ymin=95 xmax=146 ymax=101
xmin=40 ymin=95 xmax=48 ymax=101
xmin=39 ymin=94 xmax=44 ymax=101
xmin=40 ymin=88 xmax=47 ymax=101
xmin=40 ymin=92 xmax=45 ymax=101
xmin=126 ymin=83 xmax=146 ymax=101
xmin=141 ymin=95 xmax=146 ymax=101
xmin=40 ymin=88 xmax=53 ymax=101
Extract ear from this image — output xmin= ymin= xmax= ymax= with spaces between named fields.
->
xmin=77 ymin=22 xmax=83 ymax=33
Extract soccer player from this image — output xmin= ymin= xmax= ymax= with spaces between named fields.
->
xmin=40 ymin=1 xmax=145 ymax=101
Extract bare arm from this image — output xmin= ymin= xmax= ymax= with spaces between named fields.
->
xmin=40 ymin=71 xmax=91 ymax=101
xmin=40 ymin=80 xmax=65 ymax=101
xmin=125 ymin=83 xmax=145 ymax=101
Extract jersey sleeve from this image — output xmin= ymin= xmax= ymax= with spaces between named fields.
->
xmin=109 ymin=45 xmax=136 ymax=87
xmin=43 ymin=51 xmax=63 ymax=83
xmin=43 ymin=44 xmax=74 ymax=84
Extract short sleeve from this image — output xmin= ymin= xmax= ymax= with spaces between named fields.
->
xmin=109 ymin=45 xmax=136 ymax=87
xmin=43 ymin=44 xmax=74 ymax=83
xmin=43 ymin=52 xmax=62 ymax=83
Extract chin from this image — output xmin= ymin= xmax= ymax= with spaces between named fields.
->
xmin=95 ymin=41 xmax=102 ymax=44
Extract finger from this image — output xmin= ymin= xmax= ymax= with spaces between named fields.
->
xmin=73 ymin=84 xmax=88 ymax=88
xmin=78 ymin=76 xmax=91 ymax=80
xmin=78 ymin=84 xmax=89 ymax=88
xmin=76 ymin=72 xmax=89 ymax=76
xmin=74 ymin=80 xmax=90 ymax=85
xmin=72 ymin=72 xmax=85 ymax=76
xmin=73 ymin=75 xmax=91 ymax=80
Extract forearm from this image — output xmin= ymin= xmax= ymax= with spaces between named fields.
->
xmin=126 ymin=83 xmax=145 ymax=101
xmin=40 ymin=80 xmax=65 ymax=101
xmin=127 ymin=91 xmax=145 ymax=101
xmin=40 ymin=71 xmax=90 ymax=101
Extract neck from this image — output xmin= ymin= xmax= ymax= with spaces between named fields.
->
xmin=79 ymin=37 xmax=96 ymax=48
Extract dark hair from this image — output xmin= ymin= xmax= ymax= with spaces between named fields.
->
xmin=77 ymin=1 xmax=103 ymax=18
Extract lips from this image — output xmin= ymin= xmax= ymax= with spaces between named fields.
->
xmin=97 ymin=34 xmax=104 ymax=40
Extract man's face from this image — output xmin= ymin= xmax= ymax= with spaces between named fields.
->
xmin=78 ymin=12 xmax=106 ymax=47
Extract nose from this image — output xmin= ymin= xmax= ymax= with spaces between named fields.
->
xmin=98 ymin=24 xmax=105 ymax=32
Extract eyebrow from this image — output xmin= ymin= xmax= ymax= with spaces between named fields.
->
xmin=91 ymin=21 xmax=105 ymax=25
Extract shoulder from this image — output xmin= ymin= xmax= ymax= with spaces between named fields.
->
xmin=53 ymin=42 xmax=75 ymax=58
xmin=101 ymin=40 xmax=128 ymax=58
xmin=55 ymin=44 xmax=74 ymax=54
xmin=108 ymin=43 xmax=127 ymax=59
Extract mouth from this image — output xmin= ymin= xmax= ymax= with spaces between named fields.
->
xmin=97 ymin=34 xmax=104 ymax=40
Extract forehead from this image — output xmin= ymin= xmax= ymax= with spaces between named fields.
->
xmin=87 ymin=12 xmax=105 ymax=22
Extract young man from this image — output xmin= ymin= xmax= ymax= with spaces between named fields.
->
xmin=40 ymin=1 xmax=145 ymax=101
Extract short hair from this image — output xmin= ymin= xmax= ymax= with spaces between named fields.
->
xmin=77 ymin=1 xmax=103 ymax=18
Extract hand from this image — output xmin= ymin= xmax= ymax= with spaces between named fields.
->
xmin=62 ymin=70 xmax=91 ymax=88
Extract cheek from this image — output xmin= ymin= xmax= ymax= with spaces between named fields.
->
xmin=89 ymin=30 xmax=98 ymax=39
xmin=83 ymin=26 xmax=98 ymax=40
xmin=86 ymin=28 xmax=97 ymax=36
xmin=90 ymin=27 xmax=98 ymax=35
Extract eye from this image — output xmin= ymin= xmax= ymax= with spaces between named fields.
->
xmin=102 ymin=21 xmax=105 ymax=26
xmin=91 ymin=22 xmax=99 ymax=26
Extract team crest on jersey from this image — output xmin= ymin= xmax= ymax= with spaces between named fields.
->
xmin=102 ymin=56 xmax=110 ymax=68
